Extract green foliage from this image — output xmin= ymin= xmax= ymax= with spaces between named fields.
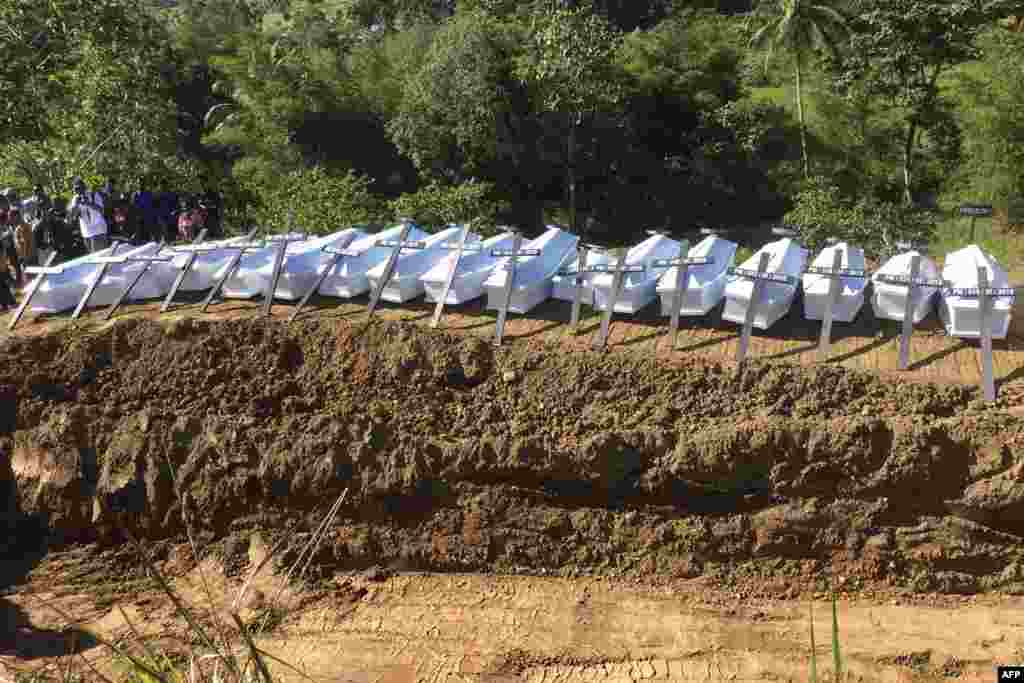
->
xmin=947 ymin=29 xmax=1024 ymax=205
xmin=784 ymin=177 xmax=938 ymax=258
xmin=241 ymin=166 xmax=386 ymax=234
xmin=387 ymin=180 xmax=507 ymax=233
xmin=0 ymin=0 xmax=180 ymax=187
xmin=619 ymin=10 xmax=743 ymax=108
xmin=515 ymin=4 xmax=625 ymax=115
xmin=747 ymin=0 xmax=850 ymax=75
xmin=747 ymin=0 xmax=851 ymax=178
xmin=829 ymin=0 xmax=1012 ymax=202
xmin=386 ymin=9 xmax=517 ymax=179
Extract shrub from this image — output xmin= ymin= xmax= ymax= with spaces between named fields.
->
xmin=784 ymin=177 xmax=938 ymax=260
xmin=387 ymin=180 xmax=508 ymax=234
xmin=239 ymin=165 xmax=388 ymax=236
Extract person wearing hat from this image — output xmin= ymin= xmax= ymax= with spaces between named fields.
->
xmin=68 ymin=177 xmax=108 ymax=252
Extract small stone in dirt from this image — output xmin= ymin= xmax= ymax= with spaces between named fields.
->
xmin=240 ymin=588 xmax=266 ymax=611
xmin=362 ymin=565 xmax=392 ymax=582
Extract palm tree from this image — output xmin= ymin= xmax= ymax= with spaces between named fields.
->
xmin=748 ymin=0 xmax=850 ymax=179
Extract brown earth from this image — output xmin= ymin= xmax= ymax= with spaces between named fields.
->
xmin=1 ymin=299 xmax=1024 ymax=681
xmin=1 ymin=313 xmax=1023 ymax=592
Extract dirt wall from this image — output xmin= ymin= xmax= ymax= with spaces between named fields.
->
xmin=2 ymin=317 xmax=1023 ymax=595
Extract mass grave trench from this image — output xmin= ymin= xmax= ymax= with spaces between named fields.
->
xmin=2 ymin=317 xmax=1024 ymax=594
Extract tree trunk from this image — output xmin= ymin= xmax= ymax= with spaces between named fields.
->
xmin=902 ymin=119 xmax=918 ymax=206
xmin=568 ymin=112 xmax=577 ymax=236
xmin=795 ymin=54 xmax=810 ymax=179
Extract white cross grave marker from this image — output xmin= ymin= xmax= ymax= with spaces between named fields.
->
xmin=872 ymin=243 xmax=945 ymax=370
xmin=555 ymin=241 xmax=605 ymax=331
xmin=159 ymin=228 xmax=218 ymax=313
xmin=288 ymin=232 xmax=361 ymax=323
xmin=199 ymin=237 xmax=269 ymax=313
xmin=101 ymin=240 xmax=175 ymax=320
xmin=430 ymin=223 xmax=484 ymax=329
xmin=366 ymin=218 xmax=427 ymax=318
xmin=8 ymin=251 xmax=62 ymax=331
xmin=491 ymin=232 xmax=541 ymax=346
xmin=590 ymin=253 xmax=646 ymax=350
xmin=70 ymin=238 xmax=141 ymax=321
xmin=803 ymin=238 xmax=868 ymax=358
xmin=944 ymin=271 xmax=1019 ymax=402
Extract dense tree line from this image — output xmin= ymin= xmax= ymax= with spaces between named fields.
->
xmin=2 ymin=0 xmax=1023 ymax=252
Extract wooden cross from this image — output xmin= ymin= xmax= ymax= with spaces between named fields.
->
xmin=649 ymin=227 xmax=719 ymax=349
xmin=199 ymin=238 xmax=269 ymax=313
xmin=945 ymin=272 xmax=1018 ymax=402
xmin=728 ymin=252 xmax=799 ymax=365
xmin=803 ymin=243 xmax=868 ymax=358
xmin=159 ymin=228 xmax=213 ymax=313
xmin=590 ymin=254 xmax=646 ymax=350
xmin=263 ymin=234 xmax=309 ymax=318
xmin=491 ymin=232 xmax=541 ymax=346
xmin=873 ymin=249 xmax=945 ymax=370
xmin=430 ymin=223 xmax=484 ymax=329
xmin=288 ymin=232 xmax=360 ymax=323
xmin=556 ymin=241 xmax=604 ymax=331
xmin=7 ymin=251 xmax=62 ymax=331
xmin=366 ymin=219 xmax=426 ymax=318
xmin=70 ymin=239 xmax=139 ymax=321
xmin=101 ymin=242 xmax=175 ymax=320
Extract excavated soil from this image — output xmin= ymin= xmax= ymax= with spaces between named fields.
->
xmin=3 ymin=316 xmax=1024 ymax=600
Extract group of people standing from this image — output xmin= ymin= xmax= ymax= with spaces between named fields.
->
xmin=66 ymin=177 xmax=225 ymax=251
xmin=0 ymin=177 xmax=224 ymax=310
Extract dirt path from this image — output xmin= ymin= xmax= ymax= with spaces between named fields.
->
xmin=4 ymin=546 xmax=1024 ymax=683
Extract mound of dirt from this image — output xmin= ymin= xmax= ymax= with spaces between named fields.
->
xmin=2 ymin=317 xmax=1023 ymax=595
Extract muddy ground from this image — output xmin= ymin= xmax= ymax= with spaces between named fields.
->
xmin=2 ymin=308 xmax=1024 ymax=681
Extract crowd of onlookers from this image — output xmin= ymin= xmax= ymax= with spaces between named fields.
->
xmin=1 ymin=177 xmax=224 ymax=310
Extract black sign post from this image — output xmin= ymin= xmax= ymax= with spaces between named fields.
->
xmin=960 ymin=204 xmax=993 ymax=242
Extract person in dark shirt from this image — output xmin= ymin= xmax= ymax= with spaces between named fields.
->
xmin=199 ymin=183 xmax=223 ymax=239
xmin=132 ymin=181 xmax=156 ymax=243
xmin=157 ymin=186 xmax=179 ymax=243
xmin=0 ymin=196 xmax=23 ymax=308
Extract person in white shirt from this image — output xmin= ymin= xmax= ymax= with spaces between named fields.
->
xmin=68 ymin=177 xmax=108 ymax=252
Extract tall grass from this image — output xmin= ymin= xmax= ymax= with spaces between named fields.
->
xmin=25 ymin=471 xmax=350 ymax=682
xmin=931 ymin=211 xmax=1024 ymax=271
xmin=809 ymin=591 xmax=843 ymax=683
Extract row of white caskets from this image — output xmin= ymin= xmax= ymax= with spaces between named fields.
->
xmin=20 ymin=223 xmax=1015 ymax=340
